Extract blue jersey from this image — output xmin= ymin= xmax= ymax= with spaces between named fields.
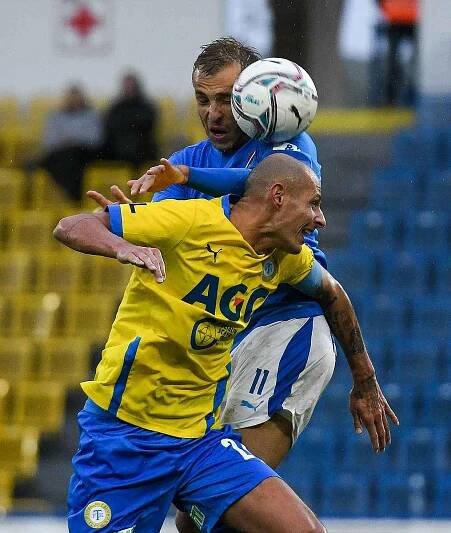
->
xmin=153 ymin=134 xmax=327 ymax=341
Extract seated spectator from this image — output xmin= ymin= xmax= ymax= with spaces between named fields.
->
xmin=40 ymin=84 xmax=102 ymax=201
xmin=100 ymin=72 xmax=158 ymax=168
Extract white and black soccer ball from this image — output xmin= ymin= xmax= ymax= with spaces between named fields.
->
xmin=231 ymin=57 xmax=318 ymax=143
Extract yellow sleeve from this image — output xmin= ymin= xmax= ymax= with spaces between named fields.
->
xmin=278 ymin=245 xmax=315 ymax=286
xmin=107 ymin=200 xmax=195 ymax=250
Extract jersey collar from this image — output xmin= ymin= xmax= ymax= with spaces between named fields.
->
xmin=221 ymin=194 xmax=240 ymax=220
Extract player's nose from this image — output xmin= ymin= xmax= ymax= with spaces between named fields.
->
xmin=315 ymin=208 xmax=326 ymax=228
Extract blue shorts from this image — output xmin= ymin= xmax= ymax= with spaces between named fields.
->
xmin=68 ymin=400 xmax=278 ymax=532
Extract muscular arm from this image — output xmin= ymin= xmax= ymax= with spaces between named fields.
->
xmin=53 ymin=212 xmax=165 ymax=282
xmin=296 ymin=261 xmax=399 ymax=452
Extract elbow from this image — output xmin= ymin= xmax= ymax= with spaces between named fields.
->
xmin=53 ymin=217 xmax=71 ymax=244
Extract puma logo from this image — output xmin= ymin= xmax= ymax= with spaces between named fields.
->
xmin=206 ymin=244 xmax=223 ymax=263
xmin=240 ymin=400 xmax=264 ymax=412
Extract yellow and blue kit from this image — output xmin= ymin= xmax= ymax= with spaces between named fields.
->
xmin=68 ymin=195 xmax=314 ymax=532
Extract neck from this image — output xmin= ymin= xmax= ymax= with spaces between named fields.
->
xmin=229 ymin=198 xmax=277 ymax=255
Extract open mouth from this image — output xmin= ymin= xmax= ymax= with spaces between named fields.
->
xmin=209 ymin=126 xmax=228 ymax=141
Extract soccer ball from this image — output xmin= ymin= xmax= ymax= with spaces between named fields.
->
xmin=231 ymin=57 xmax=318 ymax=143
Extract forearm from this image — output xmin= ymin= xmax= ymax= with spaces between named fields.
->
xmin=188 ymin=167 xmax=250 ymax=197
xmin=319 ymin=279 xmax=375 ymax=382
xmin=53 ymin=213 xmax=124 ymax=258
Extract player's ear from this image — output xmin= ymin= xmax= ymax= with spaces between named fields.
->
xmin=269 ymin=183 xmax=285 ymax=208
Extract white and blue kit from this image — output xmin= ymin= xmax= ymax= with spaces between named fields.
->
xmin=154 ymin=132 xmax=336 ymax=443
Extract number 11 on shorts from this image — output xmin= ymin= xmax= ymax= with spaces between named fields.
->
xmin=249 ymin=368 xmax=269 ymax=395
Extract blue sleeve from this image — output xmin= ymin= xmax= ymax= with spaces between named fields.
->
xmin=293 ymin=259 xmax=323 ymax=295
xmin=105 ymin=204 xmax=123 ymax=237
xmin=152 ymin=150 xmax=191 ymax=202
xmin=188 ymin=167 xmax=250 ymax=197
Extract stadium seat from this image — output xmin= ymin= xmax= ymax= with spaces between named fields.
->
xmin=391 ymin=337 xmax=440 ymax=384
xmin=29 ymin=168 xmax=75 ymax=210
xmin=371 ymin=166 xmax=418 ymax=212
xmin=156 ymin=96 xmax=184 ymax=153
xmin=26 ymin=96 xmax=59 ymax=138
xmin=322 ymin=472 xmax=371 ymax=517
xmin=0 ymin=338 xmax=34 ymax=383
xmin=347 ymin=209 xmax=401 ymax=254
xmin=420 ymin=383 xmax=451 ymax=428
xmin=85 ymin=255 xmax=132 ymax=294
xmin=403 ymin=210 xmax=448 ymax=252
xmin=399 ymin=427 xmax=437 ymax=473
xmin=339 ymin=431 xmax=389 ymax=474
xmin=0 ymin=96 xmax=21 ymax=128
xmin=326 ymin=249 xmax=377 ymax=294
xmin=379 ymin=250 xmax=430 ymax=296
xmin=432 ymin=252 xmax=451 ymax=295
xmin=12 ymin=381 xmax=65 ymax=434
xmin=375 ymin=471 xmax=428 ymax=518
xmin=277 ymin=461 xmax=319 ymax=512
xmin=8 ymin=293 xmax=63 ymax=340
xmin=6 ymin=210 xmax=58 ymax=250
xmin=0 ymin=470 xmax=14 ymax=513
xmin=0 ymin=168 xmax=26 ymax=210
xmin=358 ymin=293 xmax=407 ymax=340
xmin=82 ymin=163 xmax=136 ymax=209
xmin=381 ymin=382 xmax=416 ymax=428
xmin=410 ymin=296 xmax=451 ymax=339
xmin=36 ymin=337 xmax=91 ymax=387
xmin=32 ymin=250 xmax=85 ymax=294
xmin=63 ymin=293 xmax=120 ymax=345
xmin=0 ymin=250 xmax=32 ymax=294
xmin=422 ymin=169 xmax=451 ymax=212
xmin=0 ymin=425 xmax=39 ymax=477
xmin=391 ymin=126 xmax=442 ymax=174
xmin=311 ymin=383 xmax=350 ymax=428
xmin=433 ymin=474 xmax=451 ymax=518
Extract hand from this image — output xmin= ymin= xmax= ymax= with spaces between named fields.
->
xmin=116 ymin=243 xmax=166 ymax=283
xmin=86 ymin=185 xmax=132 ymax=210
xmin=349 ymin=375 xmax=399 ymax=453
xmin=128 ymin=158 xmax=189 ymax=195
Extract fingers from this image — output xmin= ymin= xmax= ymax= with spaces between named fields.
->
xmin=110 ymin=185 xmax=132 ymax=204
xmin=352 ymin=411 xmax=363 ymax=435
xmin=384 ymin=400 xmax=400 ymax=427
xmin=86 ymin=190 xmax=112 ymax=208
xmin=117 ymin=246 xmax=166 ymax=283
xmin=128 ymin=172 xmax=160 ymax=195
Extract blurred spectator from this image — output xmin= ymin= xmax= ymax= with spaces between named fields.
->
xmin=375 ymin=0 xmax=418 ymax=106
xmin=100 ymin=72 xmax=158 ymax=168
xmin=40 ymin=84 xmax=102 ymax=201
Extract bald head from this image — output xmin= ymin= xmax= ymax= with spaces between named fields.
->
xmin=244 ymin=154 xmax=319 ymax=199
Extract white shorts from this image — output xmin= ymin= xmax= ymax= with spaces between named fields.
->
xmin=221 ymin=315 xmax=336 ymax=444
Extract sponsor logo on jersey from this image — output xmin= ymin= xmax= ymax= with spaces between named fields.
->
xmin=190 ymin=505 xmax=205 ymax=529
xmin=84 ymin=501 xmax=112 ymax=529
xmin=272 ymin=142 xmax=302 ymax=152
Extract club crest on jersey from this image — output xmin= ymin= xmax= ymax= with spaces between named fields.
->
xmin=272 ymin=142 xmax=301 ymax=152
xmin=84 ymin=501 xmax=111 ymax=529
xmin=191 ymin=318 xmax=237 ymax=350
xmin=262 ymin=258 xmax=277 ymax=280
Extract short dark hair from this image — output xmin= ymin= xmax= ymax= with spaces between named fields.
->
xmin=192 ymin=37 xmax=262 ymax=78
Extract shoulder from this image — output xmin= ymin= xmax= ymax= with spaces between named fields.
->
xmin=169 ymin=139 xmax=210 ymax=165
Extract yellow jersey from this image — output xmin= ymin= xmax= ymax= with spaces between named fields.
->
xmin=81 ymin=196 xmax=314 ymax=438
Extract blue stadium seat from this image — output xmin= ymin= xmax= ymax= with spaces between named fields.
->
xmin=358 ymin=293 xmax=407 ymax=340
xmin=347 ymin=210 xmax=401 ymax=254
xmin=403 ymin=210 xmax=448 ymax=252
xmin=420 ymin=383 xmax=451 ymax=428
xmin=382 ymin=382 xmax=416 ymax=428
xmin=391 ymin=338 xmax=440 ymax=384
xmin=399 ymin=427 xmax=437 ymax=473
xmin=327 ymin=249 xmax=377 ymax=295
xmin=312 ymin=383 xmax=350 ymax=428
xmin=322 ymin=473 xmax=371 ymax=517
xmin=375 ymin=472 xmax=430 ymax=518
xmin=371 ymin=167 xmax=418 ymax=211
xmin=276 ymin=462 xmax=319 ymax=512
xmin=391 ymin=126 xmax=442 ymax=174
xmin=339 ymin=431 xmax=389 ymax=473
xmin=379 ymin=250 xmax=430 ymax=296
xmin=432 ymin=252 xmax=451 ymax=295
xmin=422 ymin=170 xmax=451 ymax=212
xmin=410 ymin=296 xmax=451 ymax=339
xmin=433 ymin=474 xmax=451 ymax=518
